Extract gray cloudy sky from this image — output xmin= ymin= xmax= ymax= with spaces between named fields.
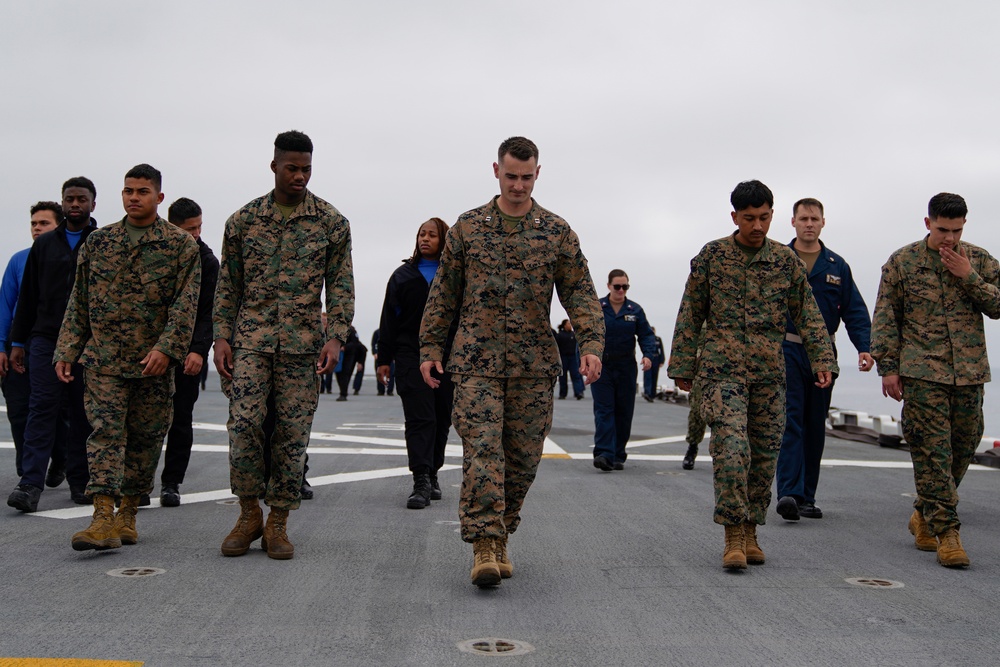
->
xmin=2 ymin=1 xmax=998 ymax=431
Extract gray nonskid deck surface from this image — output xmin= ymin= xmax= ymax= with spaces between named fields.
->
xmin=0 ymin=384 xmax=997 ymax=666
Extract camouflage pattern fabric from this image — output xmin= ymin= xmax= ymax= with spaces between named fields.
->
xmin=668 ymin=233 xmax=835 ymax=527
xmin=214 ymin=190 xmax=355 ymax=351
xmin=228 ymin=349 xmax=319 ymax=511
xmin=55 ymin=217 xmax=201 ymax=375
xmin=83 ymin=369 xmax=174 ymax=498
xmin=701 ymin=380 xmax=784 ymax=526
xmin=871 ymin=238 xmax=1000 ymax=385
xmin=452 ymin=374 xmax=554 ymax=542
xmin=902 ymin=378 xmax=984 ymax=536
xmin=686 ymin=376 xmax=706 ymax=447
xmin=420 ymin=197 xmax=604 ymax=376
xmin=668 ymin=234 xmax=837 ymax=382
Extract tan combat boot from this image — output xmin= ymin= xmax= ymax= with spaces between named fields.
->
xmin=261 ymin=508 xmax=294 ymax=560
xmin=495 ymin=534 xmax=514 ymax=578
xmin=470 ymin=538 xmax=501 ymax=587
xmin=113 ymin=494 xmax=141 ymax=545
xmin=71 ymin=494 xmax=122 ymax=551
xmin=908 ymin=510 xmax=937 ymax=552
xmin=744 ymin=523 xmax=765 ymax=565
xmin=723 ymin=524 xmax=747 ymax=570
xmin=221 ymin=497 xmax=263 ymax=557
xmin=936 ymin=528 xmax=970 ymax=568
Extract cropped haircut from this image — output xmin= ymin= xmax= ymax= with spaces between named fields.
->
xmin=498 ymin=136 xmax=539 ymax=163
xmin=608 ymin=268 xmax=628 ymax=284
xmin=928 ymin=193 xmax=967 ymax=220
xmin=275 ymin=130 xmax=313 ymax=158
xmin=62 ymin=176 xmax=97 ymax=199
xmin=559 ymin=319 xmax=570 ymax=331
xmin=125 ymin=163 xmax=162 ymax=191
xmin=30 ymin=201 xmax=64 ymax=222
xmin=730 ymin=180 xmax=774 ymax=212
xmin=168 ymin=197 xmax=202 ymax=224
xmin=793 ymin=198 xmax=824 ymax=216
xmin=408 ymin=217 xmax=450 ymax=264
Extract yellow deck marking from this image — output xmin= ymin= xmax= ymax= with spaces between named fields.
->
xmin=0 ymin=659 xmax=143 ymax=666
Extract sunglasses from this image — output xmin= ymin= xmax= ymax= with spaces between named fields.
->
xmin=612 ymin=284 xmax=630 ymax=291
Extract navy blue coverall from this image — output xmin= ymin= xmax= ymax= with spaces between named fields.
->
xmin=592 ymin=296 xmax=657 ymax=465
xmin=776 ymin=240 xmax=871 ymax=505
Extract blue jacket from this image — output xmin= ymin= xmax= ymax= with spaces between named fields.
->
xmin=599 ymin=295 xmax=657 ymax=363
xmin=0 ymin=248 xmax=30 ymax=348
xmin=786 ymin=239 xmax=871 ymax=356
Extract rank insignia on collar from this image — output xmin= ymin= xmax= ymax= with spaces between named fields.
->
xmin=534 ymin=218 xmax=541 ymax=226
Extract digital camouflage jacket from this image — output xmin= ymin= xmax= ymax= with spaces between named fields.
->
xmin=871 ymin=238 xmax=1000 ymax=386
xmin=420 ymin=197 xmax=604 ymax=378
xmin=55 ymin=217 xmax=201 ymax=377
xmin=214 ymin=190 xmax=354 ymax=354
xmin=669 ymin=233 xmax=837 ymax=383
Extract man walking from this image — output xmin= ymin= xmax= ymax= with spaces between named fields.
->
xmin=871 ymin=192 xmax=999 ymax=568
xmin=775 ymin=198 xmax=872 ymax=521
xmin=420 ymin=136 xmax=604 ymax=587
xmin=56 ymin=164 xmax=201 ymax=550
xmin=7 ymin=179 xmax=99 ymax=511
xmin=214 ymin=130 xmax=354 ymax=560
xmin=159 ymin=198 xmax=219 ymax=507
xmin=668 ymin=180 xmax=836 ymax=570
xmin=1 ymin=202 xmax=62 ymax=479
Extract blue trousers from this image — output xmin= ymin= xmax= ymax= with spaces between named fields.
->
xmin=18 ymin=336 xmax=89 ymax=491
xmin=776 ymin=341 xmax=834 ymax=504
xmin=558 ymin=352 xmax=584 ymax=398
xmin=2 ymin=343 xmax=31 ymax=477
xmin=591 ymin=361 xmax=637 ymax=463
xmin=643 ymin=364 xmax=661 ymax=398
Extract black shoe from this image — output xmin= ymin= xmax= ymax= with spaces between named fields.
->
xmin=7 ymin=484 xmax=41 ymax=512
xmin=300 ymin=479 xmax=314 ymax=500
xmin=70 ymin=486 xmax=90 ymax=505
xmin=336 ymin=396 xmax=347 ymax=402
xmin=429 ymin=474 xmax=442 ymax=501
xmin=353 ymin=389 xmax=359 ymax=395
xmin=386 ymin=391 xmax=394 ymax=396
xmin=406 ymin=473 xmax=432 ymax=509
xmin=575 ymin=394 xmax=584 ymax=400
xmin=776 ymin=496 xmax=800 ymax=521
xmin=45 ymin=465 xmax=66 ymax=488
xmin=558 ymin=395 xmax=566 ymax=400
xmin=682 ymin=444 xmax=698 ymax=470
xmin=799 ymin=502 xmax=823 ymax=519
xmin=642 ymin=393 xmax=654 ymax=403
xmin=593 ymin=456 xmax=613 ymax=472
xmin=613 ymin=462 xmax=624 ymax=471
xmin=160 ymin=484 xmax=181 ymax=507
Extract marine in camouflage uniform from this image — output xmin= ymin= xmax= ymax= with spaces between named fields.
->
xmin=56 ymin=164 xmax=201 ymax=551
xmin=871 ymin=192 xmax=1000 ymax=567
xmin=420 ymin=137 xmax=604 ymax=586
xmin=668 ymin=180 xmax=836 ymax=569
xmin=214 ymin=131 xmax=353 ymax=560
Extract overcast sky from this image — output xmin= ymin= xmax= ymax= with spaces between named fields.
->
xmin=2 ymin=1 xmax=998 ymax=430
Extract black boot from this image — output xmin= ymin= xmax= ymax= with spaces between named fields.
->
xmin=429 ymin=473 xmax=442 ymax=501
xmin=406 ymin=473 xmax=432 ymax=509
xmin=682 ymin=444 xmax=698 ymax=470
